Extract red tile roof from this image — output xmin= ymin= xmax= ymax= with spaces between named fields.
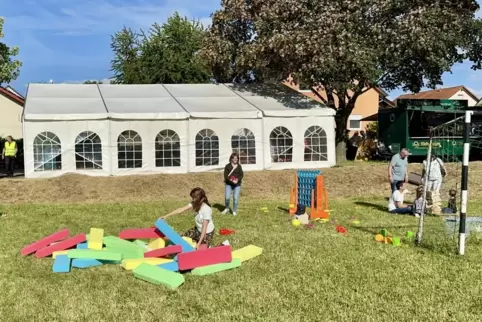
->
xmin=0 ymin=86 xmax=25 ymax=106
xmin=395 ymin=86 xmax=479 ymax=102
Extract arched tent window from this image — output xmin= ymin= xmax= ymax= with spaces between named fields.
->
xmin=117 ymin=130 xmax=142 ymax=168
xmin=75 ymin=131 xmax=103 ymax=169
xmin=269 ymin=126 xmax=293 ymax=163
xmin=33 ymin=131 xmax=62 ymax=171
xmin=304 ymin=126 xmax=328 ymax=161
xmin=231 ymin=128 xmax=256 ymax=164
xmin=195 ymin=129 xmax=219 ymax=166
xmin=155 ymin=129 xmax=181 ymax=167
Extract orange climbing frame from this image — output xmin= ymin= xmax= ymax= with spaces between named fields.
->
xmin=310 ymin=175 xmax=329 ymax=219
xmin=289 ymin=173 xmax=329 ymax=219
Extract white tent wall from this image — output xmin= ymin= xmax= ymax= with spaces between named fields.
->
xmin=24 ymin=120 xmax=111 ymax=178
xmin=109 ymin=120 xmax=188 ymax=175
xmin=187 ymin=118 xmax=264 ymax=172
xmin=262 ymin=116 xmax=336 ymax=170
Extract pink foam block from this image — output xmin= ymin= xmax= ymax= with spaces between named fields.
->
xmin=144 ymin=245 xmax=182 ymax=258
xmin=177 ymin=245 xmax=232 ymax=271
xmin=119 ymin=228 xmax=164 ymax=239
xmin=21 ymin=228 xmax=70 ymax=256
xmin=35 ymin=234 xmax=86 ymax=258
xmin=198 ymin=244 xmax=208 ymax=250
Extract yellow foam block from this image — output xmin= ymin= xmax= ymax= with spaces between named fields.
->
xmin=182 ymin=237 xmax=197 ymax=248
xmin=52 ymin=250 xmax=68 ymax=259
xmin=121 ymin=258 xmax=173 ymax=270
xmin=232 ymin=245 xmax=263 ymax=263
xmin=148 ymin=238 xmax=165 ymax=250
xmin=88 ymin=228 xmax=104 ymax=250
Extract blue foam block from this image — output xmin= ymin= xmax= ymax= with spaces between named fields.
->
xmin=155 ymin=219 xmax=195 ymax=252
xmin=53 ymin=254 xmax=71 ymax=273
xmin=157 ymin=261 xmax=179 ymax=272
xmin=76 ymin=242 xmax=88 ymax=249
xmin=71 ymin=258 xmax=103 ymax=268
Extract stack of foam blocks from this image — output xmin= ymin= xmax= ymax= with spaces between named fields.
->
xmin=20 ymin=219 xmax=262 ymax=290
xmin=427 ymin=191 xmax=442 ymax=215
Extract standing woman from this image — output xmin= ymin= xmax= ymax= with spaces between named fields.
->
xmin=422 ymin=153 xmax=447 ymax=192
xmin=222 ymin=152 xmax=244 ymax=216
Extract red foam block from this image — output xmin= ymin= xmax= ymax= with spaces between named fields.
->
xmin=197 ymin=244 xmax=208 ymax=250
xmin=119 ymin=228 xmax=164 ymax=239
xmin=21 ymin=228 xmax=70 ymax=256
xmin=144 ymin=245 xmax=182 ymax=258
xmin=35 ymin=233 xmax=86 ymax=258
xmin=177 ymin=245 xmax=232 ymax=271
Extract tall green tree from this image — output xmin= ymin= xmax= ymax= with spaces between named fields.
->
xmin=0 ymin=18 xmax=22 ymax=85
xmin=202 ymin=0 xmax=482 ymax=161
xmin=110 ymin=12 xmax=211 ymax=84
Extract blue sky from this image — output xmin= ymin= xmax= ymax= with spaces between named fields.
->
xmin=1 ymin=0 xmax=481 ymax=100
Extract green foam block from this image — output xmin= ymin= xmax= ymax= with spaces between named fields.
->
xmin=67 ymin=249 xmax=122 ymax=262
xmin=103 ymin=236 xmax=144 ymax=259
xmin=191 ymin=258 xmax=242 ymax=276
xmin=133 ymin=263 xmax=185 ymax=289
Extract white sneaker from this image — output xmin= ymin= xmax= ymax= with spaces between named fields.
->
xmin=414 ymin=213 xmax=420 ymax=218
xmin=221 ymin=208 xmax=230 ymax=215
xmin=233 ymin=212 xmax=237 ymax=216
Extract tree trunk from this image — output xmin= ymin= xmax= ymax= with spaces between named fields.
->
xmin=335 ymin=114 xmax=348 ymax=163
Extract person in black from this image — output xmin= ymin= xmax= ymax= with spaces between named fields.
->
xmin=222 ymin=152 xmax=244 ymax=216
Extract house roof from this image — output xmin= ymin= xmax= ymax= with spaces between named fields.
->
xmin=395 ymin=86 xmax=479 ymax=102
xmin=0 ymin=86 xmax=25 ymax=106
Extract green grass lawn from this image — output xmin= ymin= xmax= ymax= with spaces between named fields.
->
xmin=2 ymin=199 xmax=482 ymax=321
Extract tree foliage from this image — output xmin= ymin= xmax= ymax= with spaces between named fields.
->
xmin=0 ymin=18 xmax=22 ymax=85
xmin=203 ymin=0 xmax=482 ymax=159
xmin=110 ymin=12 xmax=211 ymax=84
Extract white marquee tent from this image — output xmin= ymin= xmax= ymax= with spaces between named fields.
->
xmin=22 ymin=83 xmax=336 ymax=178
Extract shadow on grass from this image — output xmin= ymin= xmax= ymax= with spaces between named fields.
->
xmin=355 ymin=201 xmax=387 ymax=212
xmin=212 ymin=203 xmax=225 ymax=212
xmin=277 ymin=207 xmax=290 ymax=213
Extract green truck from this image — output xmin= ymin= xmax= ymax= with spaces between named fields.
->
xmin=377 ymin=99 xmax=481 ymax=160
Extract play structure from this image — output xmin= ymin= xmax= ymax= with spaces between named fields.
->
xmin=20 ymin=220 xmax=263 ymax=289
xmin=289 ymin=169 xmax=329 ymax=219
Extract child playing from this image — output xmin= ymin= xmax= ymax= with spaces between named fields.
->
xmin=412 ymin=186 xmax=426 ymax=218
xmin=159 ymin=187 xmax=215 ymax=248
xmin=442 ymin=189 xmax=458 ymax=214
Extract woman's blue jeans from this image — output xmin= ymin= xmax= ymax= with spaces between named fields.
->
xmin=225 ymin=184 xmax=241 ymax=212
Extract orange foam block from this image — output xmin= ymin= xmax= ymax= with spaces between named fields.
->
xmin=144 ymin=245 xmax=182 ymax=258
xmin=21 ymin=228 xmax=70 ymax=256
xmin=35 ymin=234 xmax=86 ymax=258
xmin=119 ymin=228 xmax=164 ymax=239
xmin=177 ymin=245 xmax=232 ymax=271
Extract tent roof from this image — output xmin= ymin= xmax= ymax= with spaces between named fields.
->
xmin=23 ymin=83 xmax=333 ymax=121
xmin=24 ymin=84 xmax=108 ymax=121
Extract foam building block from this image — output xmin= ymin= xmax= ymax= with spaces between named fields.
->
xmin=52 ymin=254 xmax=71 ymax=273
xmin=52 ymin=250 xmax=68 ymax=259
xmin=121 ymin=258 xmax=173 ymax=270
xmin=133 ymin=263 xmax=185 ymax=289
xmin=67 ymin=249 xmax=122 ymax=262
xmin=148 ymin=238 xmax=165 ymax=250
xmin=231 ymin=245 xmax=263 ymax=263
xmin=154 ymin=219 xmax=195 ymax=252
xmin=191 ymin=258 xmax=242 ymax=276
xmin=103 ymin=236 xmax=144 ymax=259
xmin=177 ymin=245 xmax=232 ymax=271
xmin=88 ymin=228 xmax=104 ymax=250
xmin=134 ymin=240 xmax=149 ymax=249
xmin=71 ymin=258 xmax=104 ymax=268
xmin=21 ymin=228 xmax=70 ymax=256
xmin=76 ymin=242 xmax=88 ymax=249
xmin=35 ymin=234 xmax=86 ymax=258
xmin=197 ymin=244 xmax=208 ymax=250
xmin=182 ymin=237 xmax=197 ymax=248
xmin=119 ymin=228 xmax=164 ymax=239
xmin=144 ymin=245 xmax=182 ymax=258
xmin=157 ymin=261 xmax=179 ymax=272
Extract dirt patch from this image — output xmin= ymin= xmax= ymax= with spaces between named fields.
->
xmin=0 ymin=161 xmax=481 ymax=204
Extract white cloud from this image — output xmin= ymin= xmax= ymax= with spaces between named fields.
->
xmin=5 ymin=0 xmax=217 ymax=35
